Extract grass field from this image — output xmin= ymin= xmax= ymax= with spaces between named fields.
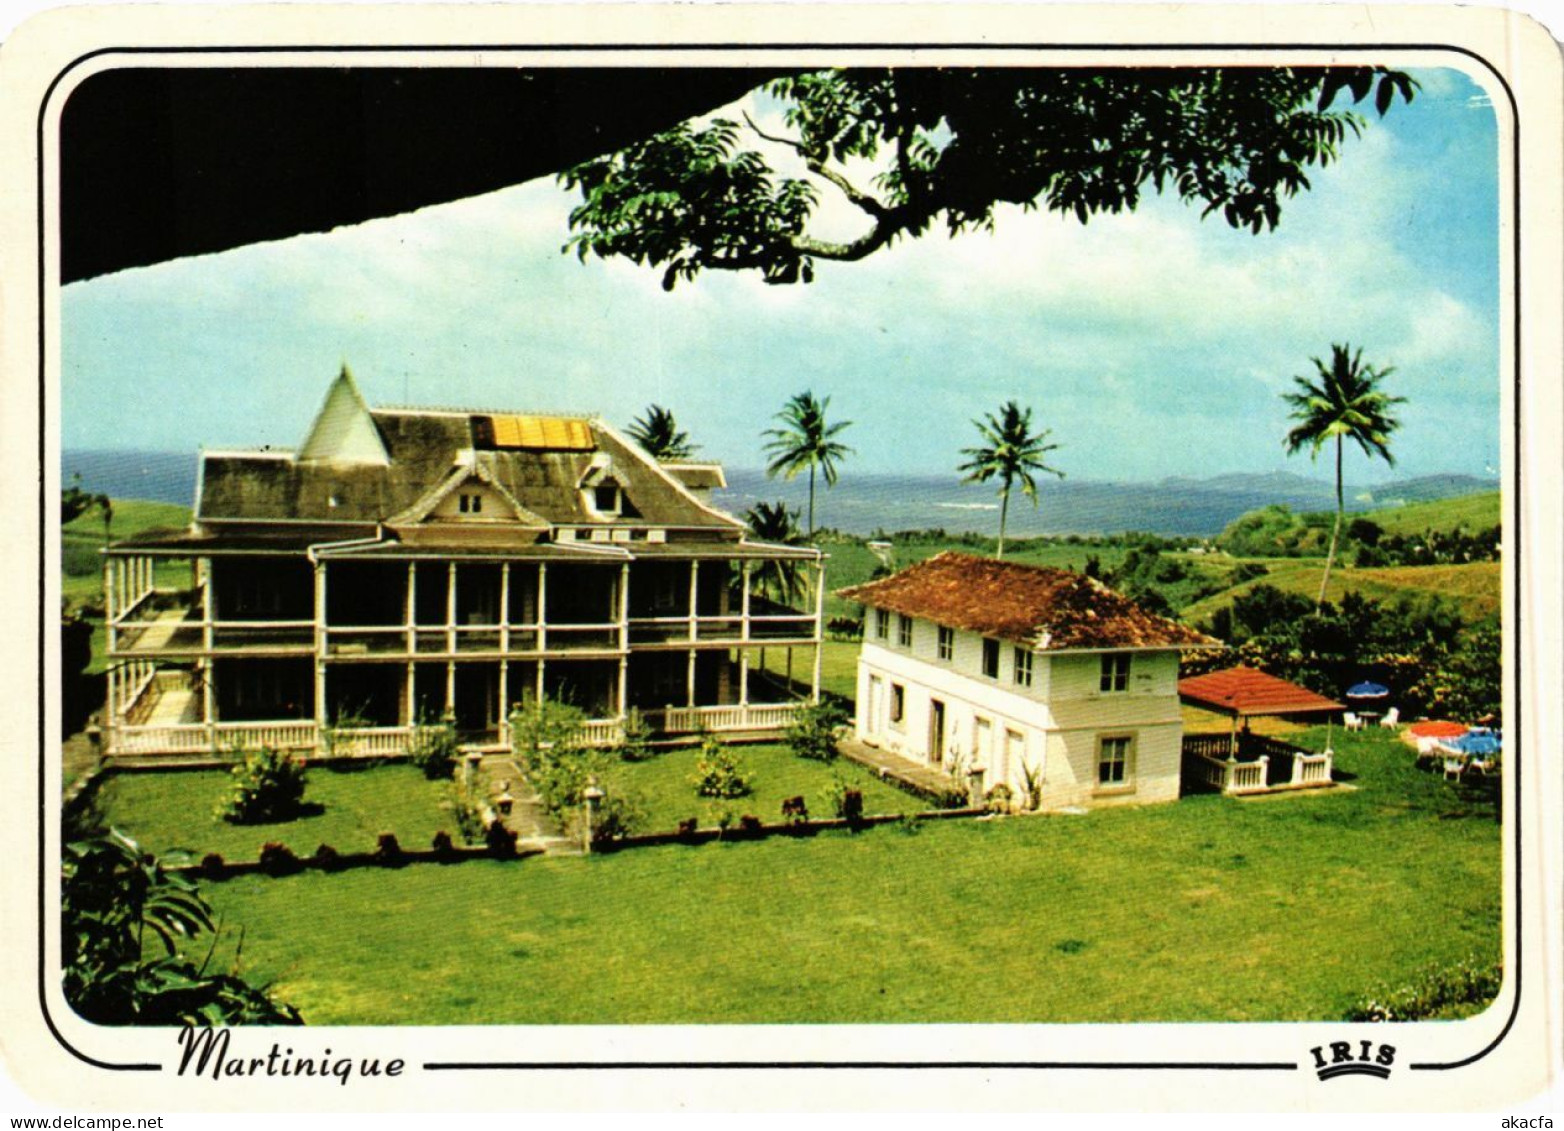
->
xmin=167 ymin=726 xmax=1499 ymax=1025
xmin=1362 ymin=491 xmax=1500 ymax=537
xmin=1179 ymin=557 xmax=1501 ymax=627
xmin=95 ymin=764 xmax=461 ymax=861
xmin=609 ymin=742 xmax=931 ymax=831
xmin=62 ymin=498 xmax=191 ymax=605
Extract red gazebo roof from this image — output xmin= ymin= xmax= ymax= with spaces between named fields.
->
xmin=1178 ymin=666 xmax=1344 ymax=718
xmin=1407 ymin=720 xmax=1469 ymax=739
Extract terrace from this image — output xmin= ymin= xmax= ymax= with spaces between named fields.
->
xmin=1178 ymin=666 xmax=1342 ymax=796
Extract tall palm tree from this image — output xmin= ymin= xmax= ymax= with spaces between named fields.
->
xmin=1283 ymin=343 xmax=1405 ymax=607
xmin=958 ymin=401 xmax=1064 ymax=559
xmin=626 ymin=404 xmax=696 ymax=461
xmin=743 ymin=501 xmax=805 ymax=605
xmin=763 ymin=391 xmax=853 ymax=537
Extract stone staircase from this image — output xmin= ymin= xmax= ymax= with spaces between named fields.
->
xmin=838 ymin=737 xmax=964 ymax=803
xmin=472 ymin=757 xmax=579 ymax=856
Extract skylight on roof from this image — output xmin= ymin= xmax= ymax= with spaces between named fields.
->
xmin=472 ymin=414 xmax=594 ymax=451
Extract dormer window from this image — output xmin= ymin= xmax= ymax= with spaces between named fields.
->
xmin=457 ymin=492 xmax=483 ymax=515
xmin=594 ymin=484 xmax=621 ymax=514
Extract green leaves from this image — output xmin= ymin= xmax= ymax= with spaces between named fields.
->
xmin=61 ymin=831 xmax=301 ymax=1026
xmin=627 ymin=404 xmax=697 ymax=461
xmin=561 ymin=66 xmax=1418 ymax=287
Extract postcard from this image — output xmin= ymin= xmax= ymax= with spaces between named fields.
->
xmin=1 ymin=2 xmax=1560 ymax=1114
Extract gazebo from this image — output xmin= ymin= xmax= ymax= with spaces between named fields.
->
xmin=1178 ymin=666 xmax=1343 ymax=794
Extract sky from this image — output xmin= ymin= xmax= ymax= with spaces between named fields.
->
xmin=60 ymin=66 xmax=1501 ymax=485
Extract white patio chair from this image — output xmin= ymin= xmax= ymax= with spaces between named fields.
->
xmin=1442 ymin=752 xmax=1467 ymax=781
xmin=1344 ymin=712 xmax=1363 ymax=731
xmin=1379 ymin=706 xmax=1400 ymax=729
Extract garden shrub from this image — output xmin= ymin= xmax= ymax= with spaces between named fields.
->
xmin=823 ymin=776 xmax=864 ymax=823
xmin=198 ymin=852 xmax=226 ymax=881
xmin=781 ymin=795 xmax=809 ymax=824
xmin=737 ymin=814 xmax=763 ymax=835
xmin=62 ymin=831 xmax=301 ymax=1025
xmin=985 ymin=783 xmax=1014 ymax=814
xmin=219 ymin=746 xmax=309 ymax=825
xmin=374 ymin=833 xmax=405 ymax=867
xmin=692 ymin=738 xmax=752 ymax=799
xmin=785 ymin=700 xmax=848 ymax=762
xmin=431 ymin=830 xmax=456 ymax=857
xmin=311 ymin=844 xmax=342 ymax=872
xmin=450 ymin=783 xmax=488 ymax=845
xmin=257 ymin=842 xmax=302 ymax=877
xmin=408 ymin=720 xmax=460 ymax=780
xmin=485 ymin=819 xmax=518 ymax=859
xmin=617 ymin=707 xmax=655 ymax=762
xmin=677 ymin=817 xmax=699 ymax=839
xmin=1345 ymin=957 xmax=1501 ymax=1021
xmin=586 ymin=793 xmax=645 ymax=845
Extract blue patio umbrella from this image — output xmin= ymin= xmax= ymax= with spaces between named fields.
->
xmin=1448 ymin=730 xmax=1502 ymax=756
xmin=1346 ymin=681 xmax=1390 ymax=700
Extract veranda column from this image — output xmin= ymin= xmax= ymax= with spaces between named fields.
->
xmin=201 ymin=557 xmax=214 ymax=652
xmin=687 ymin=560 xmax=699 ymax=641
xmin=535 ymin=561 xmax=548 ymax=703
xmin=686 ymin=648 xmax=697 ymax=708
xmin=811 ymin=559 xmax=826 ymax=703
xmin=103 ymin=557 xmax=116 ymax=653
xmin=617 ymin=562 xmax=630 ymax=718
xmin=405 ymin=562 xmax=417 ymax=651
xmin=498 ymin=659 xmax=509 ymax=743
xmin=202 ymin=657 xmax=216 ymax=750
xmin=446 ymin=562 xmax=457 ymax=653
xmin=499 ymin=562 xmax=511 ymax=652
xmin=738 ymin=650 xmax=749 ymax=709
xmin=313 ymin=562 xmax=328 ymax=729
xmin=741 ymin=561 xmax=752 ymax=641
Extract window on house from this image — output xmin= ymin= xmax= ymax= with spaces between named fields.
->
xmin=937 ymin=626 xmax=954 ymax=661
xmin=890 ymin=683 xmax=905 ymax=725
xmin=1014 ymin=647 xmax=1033 ymax=687
xmin=897 ymin=614 xmax=913 ymax=648
xmin=982 ymin=638 xmax=1000 ymax=679
xmin=1098 ymin=735 xmax=1132 ymax=787
xmin=458 ymin=492 xmax=482 ymax=514
xmin=874 ymin=609 xmax=889 ymax=639
xmin=594 ymin=484 xmax=620 ymax=513
xmin=1100 ymin=653 xmax=1130 ymax=692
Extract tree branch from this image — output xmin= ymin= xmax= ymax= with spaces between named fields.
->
xmin=743 ymin=110 xmax=889 ymax=221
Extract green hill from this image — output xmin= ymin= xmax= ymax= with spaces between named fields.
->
xmin=1363 ymin=491 xmax=1500 ymax=537
xmin=1179 ymin=558 xmax=1500 ymax=627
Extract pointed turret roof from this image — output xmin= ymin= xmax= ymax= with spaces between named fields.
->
xmin=298 ymin=364 xmax=390 ymax=465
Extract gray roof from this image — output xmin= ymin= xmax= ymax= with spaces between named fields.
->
xmin=197 ymin=411 xmax=743 ymax=532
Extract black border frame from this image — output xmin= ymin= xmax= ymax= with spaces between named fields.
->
xmin=34 ymin=38 xmax=1524 ymax=1080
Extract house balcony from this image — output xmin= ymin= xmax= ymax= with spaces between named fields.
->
xmin=1181 ymin=732 xmax=1334 ymax=796
xmin=626 ymin=613 xmax=817 ymax=647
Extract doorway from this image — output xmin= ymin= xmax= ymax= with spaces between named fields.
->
xmin=928 ymin=699 xmax=946 ymax=765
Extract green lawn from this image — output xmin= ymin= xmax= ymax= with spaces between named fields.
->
xmin=172 ymin=726 xmax=1499 ymax=1025
xmin=607 ymin=741 xmax=931 ymax=831
xmin=96 ymin=764 xmax=462 ymax=861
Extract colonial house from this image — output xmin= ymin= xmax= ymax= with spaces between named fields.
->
xmin=837 ymin=552 xmax=1218 ymax=809
xmin=100 ymin=368 xmax=825 ymax=758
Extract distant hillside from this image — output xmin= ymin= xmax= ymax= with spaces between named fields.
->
xmin=61 ymin=498 xmax=191 ymax=605
xmin=1365 ymin=491 xmax=1500 ymax=536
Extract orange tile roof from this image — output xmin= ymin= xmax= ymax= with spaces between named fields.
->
xmin=836 ymin=551 xmax=1218 ymax=651
xmin=1177 ymin=666 xmax=1343 ymax=717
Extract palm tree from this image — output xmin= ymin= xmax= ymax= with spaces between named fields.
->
xmin=626 ymin=404 xmax=696 ymax=461
xmin=1283 ymin=343 xmax=1405 ymax=607
xmin=763 ymin=391 xmax=853 ymax=537
xmin=958 ymin=401 xmax=1064 ymax=559
xmin=743 ymin=501 xmax=805 ymax=605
